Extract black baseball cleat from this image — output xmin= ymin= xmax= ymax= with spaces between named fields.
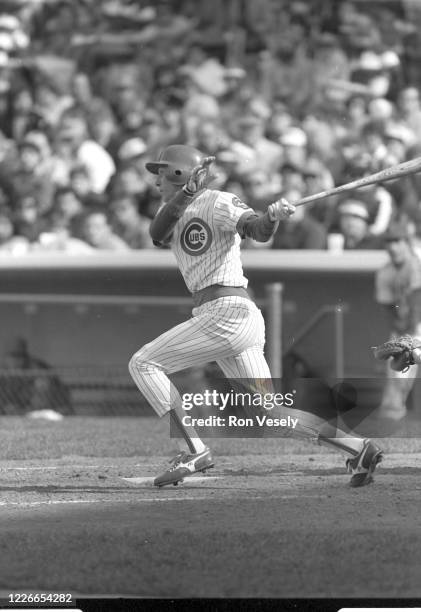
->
xmin=346 ymin=439 xmax=384 ymax=487
xmin=154 ymin=447 xmax=214 ymax=487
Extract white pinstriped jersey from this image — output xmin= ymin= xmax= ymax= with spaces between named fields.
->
xmin=169 ymin=189 xmax=254 ymax=292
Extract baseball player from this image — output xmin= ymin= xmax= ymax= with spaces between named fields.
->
xmin=128 ymin=144 xmax=383 ymax=487
xmin=375 ymin=224 xmax=421 ymax=419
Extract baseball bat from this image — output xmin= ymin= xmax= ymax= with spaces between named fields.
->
xmin=294 ymin=156 xmax=421 ymax=207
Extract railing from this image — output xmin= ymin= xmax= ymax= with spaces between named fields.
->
xmin=0 ymin=283 xmax=285 ymax=389
xmin=283 ymin=304 xmax=347 ymax=379
xmin=0 ymin=288 xmax=348 ymax=380
xmin=0 ymin=249 xmax=387 ymax=392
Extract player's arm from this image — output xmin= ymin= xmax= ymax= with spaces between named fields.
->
xmin=149 ymin=189 xmax=193 ymax=245
xmin=150 ymin=156 xmax=215 ymax=246
xmin=236 ymin=198 xmax=296 ymax=242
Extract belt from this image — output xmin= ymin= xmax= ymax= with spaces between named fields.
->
xmin=192 ymin=284 xmax=251 ymax=308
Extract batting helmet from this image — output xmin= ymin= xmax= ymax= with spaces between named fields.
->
xmin=145 ymin=145 xmax=204 ymax=185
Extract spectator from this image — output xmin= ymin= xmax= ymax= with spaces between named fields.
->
xmin=138 ymin=110 xmax=170 ymax=158
xmin=360 ymin=120 xmax=389 ymax=172
xmin=115 ymin=138 xmax=147 ymax=171
xmin=191 ymin=120 xmax=231 ymax=157
xmin=70 ymin=72 xmax=117 ymax=149
xmin=180 ymin=43 xmax=226 ymax=98
xmin=219 ymin=68 xmax=256 ymax=128
xmin=107 ymin=99 xmax=148 ymax=160
xmin=375 ymin=223 xmax=421 ymax=420
xmin=105 ymin=66 xmax=144 ymax=125
xmin=0 ymin=208 xmax=14 ymax=245
xmin=343 ymin=94 xmax=369 ymax=142
xmin=338 ymin=3 xmax=382 ymax=54
xmin=383 ymin=124 xmax=411 ymax=166
xmin=5 ymin=132 xmax=55 ymax=214
xmin=351 ymin=51 xmax=392 ymax=99
xmin=0 ymin=208 xmax=29 ymax=254
xmin=334 ymin=200 xmax=383 ymax=249
xmin=279 ymin=161 xmax=306 ymax=195
xmin=279 ymin=127 xmax=308 ymax=172
xmin=180 ymin=69 xmax=221 ymax=141
xmin=47 ymin=186 xmax=85 ymax=231
xmin=302 ymin=112 xmax=343 ymax=176
xmin=79 ymin=208 xmax=130 ymax=250
xmin=69 ymin=164 xmax=105 ymax=207
xmin=339 ymin=152 xmax=396 ymax=236
xmin=396 ymin=86 xmax=421 ymax=148
xmin=231 ymin=114 xmax=283 ymax=175
xmin=266 ymin=100 xmax=295 ymax=142
xmin=272 ymin=188 xmax=327 ymax=250
xmin=89 ymin=103 xmax=118 ymax=151
xmin=13 ymin=194 xmax=48 ymax=243
xmin=241 ymin=168 xmax=280 ymax=214
xmin=367 ymin=98 xmax=395 ymax=125
xmin=109 ymin=163 xmax=160 ymax=219
xmin=303 ymin=157 xmax=336 ymax=227
xmin=0 ymin=336 xmax=72 ymax=416
xmin=7 ymin=86 xmax=38 ymax=141
xmin=308 ymin=32 xmax=351 ymax=109
xmin=382 ymin=126 xmax=419 ymax=219
xmin=0 ymin=0 xmax=419 ymax=254
xmin=33 ymin=80 xmax=74 ymax=130
xmin=220 ymin=67 xmax=247 ymax=105
xmin=109 ymin=194 xmax=153 ymax=249
xmin=33 ymin=227 xmax=94 ymax=253
xmin=55 ymin=106 xmax=116 ymax=193
xmin=263 ymin=37 xmax=314 ymax=115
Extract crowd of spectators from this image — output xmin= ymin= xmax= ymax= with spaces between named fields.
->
xmin=0 ymin=0 xmax=420 ymax=252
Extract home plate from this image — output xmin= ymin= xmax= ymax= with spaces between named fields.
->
xmin=121 ymin=476 xmax=221 ymax=486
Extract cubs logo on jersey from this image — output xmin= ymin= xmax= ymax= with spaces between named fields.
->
xmin=180 ymin=217 xmax=212 ymax=255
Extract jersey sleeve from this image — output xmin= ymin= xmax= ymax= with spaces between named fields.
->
xmin=213 ymin=191 xmax=255 ymax=232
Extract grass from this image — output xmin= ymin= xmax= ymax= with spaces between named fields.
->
xmin=0 ymin=414 xmax=420 ymax=461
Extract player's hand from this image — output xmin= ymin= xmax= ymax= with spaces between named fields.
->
xmin=267 ymin=198 xmax=296 ymax=222
xmin=184 ymin=156 xmax=216 ymax=195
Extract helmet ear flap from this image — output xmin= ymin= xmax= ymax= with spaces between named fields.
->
xmin=165 ymin=164 xmax=192 ymax=185
xmin=173 ymin=167 xmax=185 ymax=181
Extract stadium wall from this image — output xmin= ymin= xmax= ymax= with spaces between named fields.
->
xmin=0 ymin=250 xmax=389 ymax=380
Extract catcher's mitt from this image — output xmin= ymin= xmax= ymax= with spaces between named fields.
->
xmin=372 ymin=334 xmax=418 ymax=372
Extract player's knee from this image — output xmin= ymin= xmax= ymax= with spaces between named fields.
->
xmin=128 ymin=349 xmax=160 ymax=377
xmin=128 ymin=350 xmax=146 ymax=376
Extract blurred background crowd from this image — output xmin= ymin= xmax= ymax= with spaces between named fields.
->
xmin=0 ymin=0 xmax=420 ymax=252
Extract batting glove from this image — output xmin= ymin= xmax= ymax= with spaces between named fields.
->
xmin=267 ymin=198 xmax=296 ymax=222
xmin=183 ymin=156 xmax=216 ymax=196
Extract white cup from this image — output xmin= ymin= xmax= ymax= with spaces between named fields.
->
xmin=327 ymin=233 xmax=345 ymax=254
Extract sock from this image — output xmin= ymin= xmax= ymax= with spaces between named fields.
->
xmin=170 ymin=408 xmax=207 ymax=455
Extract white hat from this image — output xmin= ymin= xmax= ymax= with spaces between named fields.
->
xmin=118 ymin=138 xmax=147 ymax=160
xmin=0 ymin=32 xmax=13 ymax=51
xmin=0 ymin=15 xmax=19 ymax=30
xmin=279 ymin=127 xmax=307 ymax=147
xmin=384 ymin=123 xmax=413 ymax=146
xmin=381 ymin=50 xmax=400 ymax=69
xmin=359 ymin=51 xmax=383 ymax=72
xmin=368 ymin=98 xmax=394 ymax=120
xmin=224 ymin=67 xmax=246 ymax=80
xmin=339 ymin=200 xmax=369 ymax=220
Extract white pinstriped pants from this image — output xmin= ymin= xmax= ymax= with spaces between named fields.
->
xmin=128 ymin=296 xmax=272 ymax=417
